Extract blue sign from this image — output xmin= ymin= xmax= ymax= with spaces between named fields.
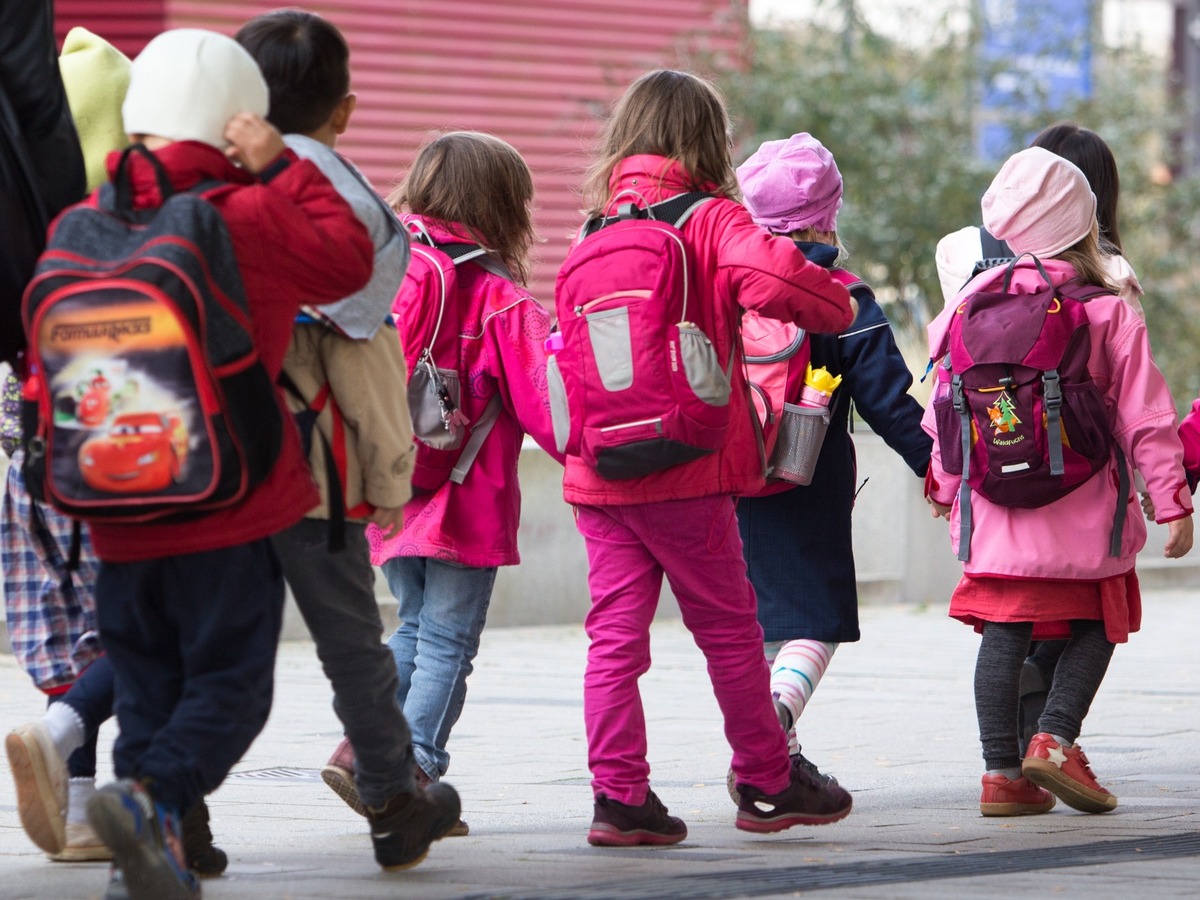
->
xmin=977 ymin=0 xmax=1094 ymax=159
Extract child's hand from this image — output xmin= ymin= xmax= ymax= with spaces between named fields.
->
xmin=1164 ymin=516 xmax=1193 ymax=559
xmin=223 ymin=113 xmax=286 ymax=174
xmin=369 ymin=505 xmax=406 ymax=541
xmin=928 ymin=498 xmax=951 ymax=519
xmin=1140 ymin=492 xmax=1156 ymax=521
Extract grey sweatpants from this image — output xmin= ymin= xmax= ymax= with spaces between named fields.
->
xmin=272 ymin=518 xmax=416 ymax=807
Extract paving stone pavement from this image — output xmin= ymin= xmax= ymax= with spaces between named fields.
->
xmin=1 ymin=590 xmax=1198 ymax=899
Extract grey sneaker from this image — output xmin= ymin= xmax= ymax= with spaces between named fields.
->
xmin=86 ymin=779 xmax=199 ymax=900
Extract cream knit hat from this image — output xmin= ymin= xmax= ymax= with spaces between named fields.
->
xmin=59 ymin=28 xmax=132 ymax=191
xmin=981 ymin=146 xmax=1097 ymax=258
xmin=122 ymin=29 xmax=269 ymax=150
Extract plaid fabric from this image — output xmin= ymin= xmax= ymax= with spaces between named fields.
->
xmin=1 ymin=452 xmax=100 ymax=691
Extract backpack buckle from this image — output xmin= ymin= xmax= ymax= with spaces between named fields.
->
xmin=1042 ymin=370 xmax=1062 ymax=409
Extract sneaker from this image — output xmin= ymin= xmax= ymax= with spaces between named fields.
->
xmin=735 ymin=763 xmax=853 ymax=833
xmin=979 ymin=772 xmax=1056 ymax=816
xmin=321 ymin=737 xmax=367 ymax=817
xmin=587 ymin=790 xmax=687 ymax=847
xmin=725 ymin=750 xmax=838 ymax=804
xmin=1022 ymin=733 xmax=1117 ymax=813
xmin=86 ymin=779 xmax=200 ymax=900
xmin=47 ymin=819 xmax=114 ymax=862
xmin=5 ymin=721 xmax=68 ymax=854
xmin=368 ymin=783 xmax=461 ymax=870
xmin=413 ymin=765 xmax=470 ymax=836
xmin=1017 ymin=659 xmax=1049 ymax=758
xmin=181 ymin=799 xmax=227 ymax=877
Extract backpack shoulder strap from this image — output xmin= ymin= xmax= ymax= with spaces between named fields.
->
xmin=448 ymin=393 xmax=504 ymax=485
xmin=582 ymin=191 xmax=713 ymax=238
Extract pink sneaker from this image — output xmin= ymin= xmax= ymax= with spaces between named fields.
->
xmin=1022 ymin=733 xmax=1117 ymax=813
xmin=979 ymin=772 xmax=1055 ymax=816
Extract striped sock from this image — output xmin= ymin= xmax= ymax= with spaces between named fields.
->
xmin=770 ymin=640 xmax=838 ymax=749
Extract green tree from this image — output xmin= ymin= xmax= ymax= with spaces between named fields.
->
xmin=704 ymin=0 xmax=1200 ymax=405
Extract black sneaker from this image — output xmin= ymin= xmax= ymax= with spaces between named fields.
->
xmin=181 ymin=798 xmax=227 ymax=877
xmin=86 ymin=779 xmax=200 ymax=900
xmin=368 ymin=783 xmax=460 ymax=870
xmin=736 ymin=763 xmax=852 ymax=833
xmin=587 ymin=790 xmax=687 ymax=847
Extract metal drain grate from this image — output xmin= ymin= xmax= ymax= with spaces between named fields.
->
xmin=457 ymin=831 xmax=1200 ymax=899
xmin=224 ymin=767 xmax=322 ymax=784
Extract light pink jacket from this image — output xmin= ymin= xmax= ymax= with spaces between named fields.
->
xmin=923 ymin=258 xmax=1191 ymax=580
xmin=560 ymin=155 xmax=854 ymax=506
xmin=368 ymin=217 xmax=563 ymax=568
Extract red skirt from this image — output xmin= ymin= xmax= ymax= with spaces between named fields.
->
xmin=949 ymin=570 xmax=1141 ymax=643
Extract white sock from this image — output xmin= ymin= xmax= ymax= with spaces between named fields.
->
xmin=67 ymin=777 xmax=96 ymax=826
xmin=989 ymin=766 xmax=1023 ymax=780
xmin=770 ymin=640 xmax=838 ymax=728
xmin=42 ymin=702 xmax=86 ymax=762
xmin=1050 ymin=733 xmax=1073 ymax=748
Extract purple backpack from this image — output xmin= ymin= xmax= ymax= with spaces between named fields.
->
xmin=549 ymin=192 xmax=732 ymax=480
xmin=931 ymin=256 xmax=1126 ymax=560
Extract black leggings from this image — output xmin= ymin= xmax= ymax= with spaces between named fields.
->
xmin=974 ymin=619 xmax=1115 ymax=770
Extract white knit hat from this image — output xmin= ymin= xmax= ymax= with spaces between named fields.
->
xmin=981 ymin=147 xmax=1097 ymax=258
xmin=122 ymin=29 xmax=269 ymax=150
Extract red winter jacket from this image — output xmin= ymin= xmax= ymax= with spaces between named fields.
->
xmin=560 ymin=155 xmax=855 ymax=505
xmin=85 ymin=141 xmax=374 ymax=561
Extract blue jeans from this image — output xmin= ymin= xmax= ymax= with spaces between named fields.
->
xmin=383 ymin=557 xmax=496 ymax=780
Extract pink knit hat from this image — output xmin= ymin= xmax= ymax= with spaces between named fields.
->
xmin=737 ymin=133 xmax=843 ymax=233
xmin=981 ymin=146 xmax=1097 ymax=258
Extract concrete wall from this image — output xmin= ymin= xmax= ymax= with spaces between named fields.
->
xmin=2 ymin=436 xmax=1196 ymax=652
xmin=289 ymin=433 xmax=1200 ymax=639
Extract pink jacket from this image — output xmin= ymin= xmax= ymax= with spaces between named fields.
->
xmin=560 ymin=155 xmax=854 ymax=506
xmin=923 ymin=258 xmax=1191 ymax=580
xmin=368 ymin=217 xmax=562 ymax=568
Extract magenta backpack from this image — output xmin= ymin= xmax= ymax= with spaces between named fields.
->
xmin=549 ymin=192 xmax=731 ymax=480
xmin=393 ymin=220 xmax=505 ymax=495
xmin=931 ymin=255 xmax=1126 ymax=560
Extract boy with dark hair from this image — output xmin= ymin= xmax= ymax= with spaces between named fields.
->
xmin=236 ymin=6 xmax=464 ymax=864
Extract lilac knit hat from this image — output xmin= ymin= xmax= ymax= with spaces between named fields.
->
xmin=981 ymin=146 xmax=1097 ymax=258
xmin=736 ymin=132 xmax=843 ymax=233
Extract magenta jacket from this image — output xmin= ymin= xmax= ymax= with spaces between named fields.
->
xmin=923 ymin=258 xmax=1191 ymax=580
xmin=560 ymin=155 xmax=854 ymax=506
xmin=368 ymin=216 xmax=562 ymax=568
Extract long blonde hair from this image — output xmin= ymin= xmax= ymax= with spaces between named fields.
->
xmin=1055 ymin=223 xmax=1117 ymax=295
xmin=389 ymin=131 xmax=536 ymax=285
xmin=582 ymin=69 xmax=739 ymax=217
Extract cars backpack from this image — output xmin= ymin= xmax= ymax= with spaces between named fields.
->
xmin=743 ymin=268 xmax=864 ymax=490
xmin=548 ymin=191 xmax=732 ymax=480
xmin=19 ymin=144 xmax=282 ymax=522
xmin=930 ymin=254 xmax=1126 ymax=561
xmin=393 ymin=219 xmax=505 ymax=495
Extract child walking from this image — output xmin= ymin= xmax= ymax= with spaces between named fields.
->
xmin=559 ymin=70 xmax=856 ymax=847
xmin=923 ymin=147 xmax=1192 ymax=817
xmin=236 ymin=9 xmax=461 ymax=869
xmin=325 ymin=131 xmax=563 ymax=833
xmin=733 ymin=133 xmax=932 ymax=786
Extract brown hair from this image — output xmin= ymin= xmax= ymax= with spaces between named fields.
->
xmin=389 ymin=132 xmax=536 ymax=285
xmin=1056 ymin=223 xmax=1118 ymax=294
xmin=1032 ymin=121 xmax=1123 ymax=255
xmin=582 ymin=69 xmax=739 ymax=217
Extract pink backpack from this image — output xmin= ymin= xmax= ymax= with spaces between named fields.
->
xmin=930 ymin=255 xmax=1124 ymax=560
xmin=393 ymin=220 xmax=504 ymax=495
xmin=549 ymin=192 xmax=730 ymax=480
xmin=743 ymin=268 xmax=861 ymax=490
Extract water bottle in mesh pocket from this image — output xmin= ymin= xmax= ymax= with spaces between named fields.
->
xmin=768 ymin=402 xmax=831 ymax=485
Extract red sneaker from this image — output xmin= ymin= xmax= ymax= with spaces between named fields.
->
xmin=1022 ymin=733 xmax=1117 ymax=813
xmin=979 ymin=772 xmax=1055 ymax=816
xmin=321 ymin=737 xmax=366 ymax=817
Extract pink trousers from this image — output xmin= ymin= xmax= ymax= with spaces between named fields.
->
xmin=575 ymin=494 xmax=791 ymax=806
